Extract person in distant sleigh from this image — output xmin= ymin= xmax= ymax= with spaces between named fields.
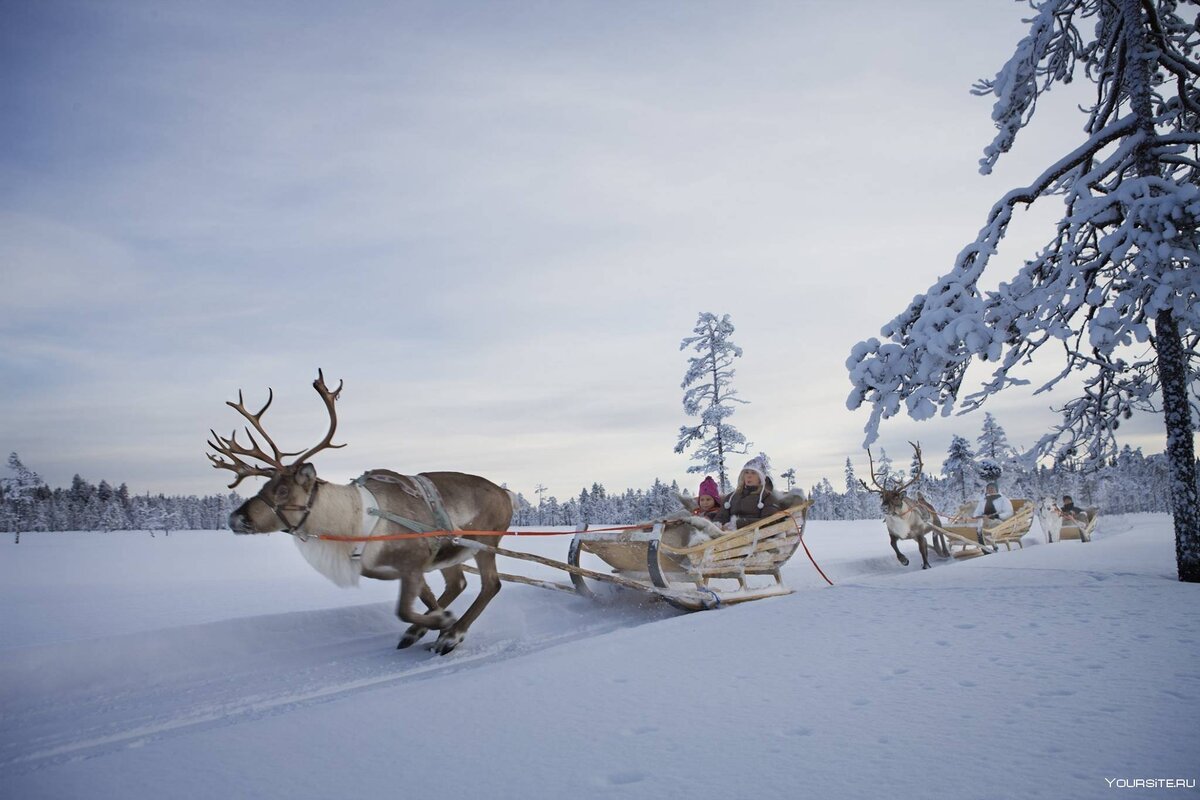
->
xmin=972 ymin=482 xmax=1013 ymax=545
xmin=1058 ymin=495 xmax=1090 ymax=525
xmin=717 ymin=457 xmax=785 ymax=530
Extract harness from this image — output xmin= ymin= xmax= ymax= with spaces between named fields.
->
xmin=260 ymin=480 xmax=322 ymax=534
xmin=894 ymin=497 xmax=928 ymax=522
xmin=347 ymin=472 xmax=458 ymax=561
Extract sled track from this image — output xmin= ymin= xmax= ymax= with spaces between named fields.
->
xmin=0 ymin=611 xmax=647 ymax=777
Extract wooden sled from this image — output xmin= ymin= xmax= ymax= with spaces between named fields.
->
xmin=935 ymin=499 xmax=1034 ymax=558
xmin=456 ymin=502 xmax=816 ymax=611
xmin=1059 ymin=509 xmax=1099 ymax=542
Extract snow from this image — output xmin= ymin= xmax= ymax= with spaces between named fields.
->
xmin=2 ymin=516 xmax=1197 ymax=799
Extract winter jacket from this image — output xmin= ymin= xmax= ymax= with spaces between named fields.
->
xmin=1060 ymin=502 xmax=1089 ymax=524
xmin=973 ymin=493 xmax=1013 ymax=522
xmin=717 ymin=486 xmax=784 ymax=528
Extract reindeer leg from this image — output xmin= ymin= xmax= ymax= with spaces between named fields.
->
xmin=397 ymin=579 xmax=442 ymax=649
xmin=395 ymin=574 xmax=458 ymax=650
xmin=433 ymin=550 xmax=502 ymax=656
xmin=918 ymin=536 xmax=931 ymax=569
xmin=890 ymin=536 xmax=910 ymax=567
xmin=437 ymin=565 xmax=468 ymax=607
xmin=397 ymin=567 xmax=470 ymax=649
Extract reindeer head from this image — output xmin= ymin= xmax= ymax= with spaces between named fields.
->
xmin=207 ymin=370 xmax=345 ymax=534
xmin=860 ymin=442 xmax=923 ymax=517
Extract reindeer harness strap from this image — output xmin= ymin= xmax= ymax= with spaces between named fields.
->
xmin=350 ymin=472 xmax=457 ymax=561
xmin=266 ymin=481 xmax=321 ymax=535
xmin=346 ymin=482 xmax=383 ymax=559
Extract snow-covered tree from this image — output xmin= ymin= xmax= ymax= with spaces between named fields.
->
xmin=780 ymin=468 xmax=797 ymax=491
xmin=846 ymin=1 xmax=1199 ymax=581
xmin=809 ymin=478 xmax=839 ymax=519
xmin=870 ymin=448 xmax=902 ymax=488
xmin=843 ymin=458 xmax=859 ymax=495
xmin=843 ymin=457 xmax=874 ymax=518
xmin=976 ymin=413 xmax=1015 ymax=462
xmin=2 ymin=453 xmax=44 ymax=544
xmin=675 ymin=312 xmax=752 ymax=491
xmin=943 ymin=436 xmax=977 ymax=501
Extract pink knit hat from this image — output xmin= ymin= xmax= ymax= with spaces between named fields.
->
xmin=698 ymin=476 xmax=720 ymax=501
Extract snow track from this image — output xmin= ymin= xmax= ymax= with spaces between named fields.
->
xmin=0 ymin=518 xmax=950 ymax=778
xmin=1 ymin=594 xmax=672 ymax=776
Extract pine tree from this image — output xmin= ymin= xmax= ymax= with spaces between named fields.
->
xmin=781 ymin=468 xmax=797 ymax=491
xmin=674 ymin=312 xmax=751 ymax=491
xmin=843 ymin=458 xmax=859 ymax=495
xmin=976 ymin=413 xmax=1014 ymax=461
xmin=943 ymin=436 xmax=977 ymax=501
xmin=3 ymin=453 xmax=44 ymax=544
xmin=846 ymin=1 xmax=1199 ymax=580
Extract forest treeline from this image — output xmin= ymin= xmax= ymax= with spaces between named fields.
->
xmin=3 ymin=412 xmax=1184 ymax=536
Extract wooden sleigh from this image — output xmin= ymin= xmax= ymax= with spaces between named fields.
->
xmin=1058 ymin=509 xmax=1099 ymax=542
xmin=931 ymin=499 xmax=1035 ymax=559
xmin=455 ymin=502 xmax=822 ymax=611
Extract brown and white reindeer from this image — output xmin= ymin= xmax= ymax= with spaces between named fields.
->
xmin=208 ymin=371 xmax=514 ymax=655
xmin=860 ymin=443 xmax=949 ymax=570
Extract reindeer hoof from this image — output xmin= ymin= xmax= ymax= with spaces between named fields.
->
xmin=398 ymin=626 xmax=428 ymax=649
xmin=432 ymin=630 xmax=464 ymax=655
xmin=898 ymin=556 xmax=910 ymax=567
xmin=922 ymin=563 xmax=931 ymax=570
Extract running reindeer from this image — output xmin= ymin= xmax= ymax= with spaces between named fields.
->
xmin=860 ymin=443 xmax=949 ymax=569
xmin=208 ymin=371 xmax=514 ymax=655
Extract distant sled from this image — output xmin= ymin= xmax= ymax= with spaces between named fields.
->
xmin=937 ymin=499 xmax=1035 ymax=558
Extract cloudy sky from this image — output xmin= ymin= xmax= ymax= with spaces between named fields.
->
xmin=1 ymin=1 xmax=1176 ymax=502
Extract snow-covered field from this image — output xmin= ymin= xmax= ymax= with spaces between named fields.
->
xmin=1 ymin=515 xmax=1197 ymax=799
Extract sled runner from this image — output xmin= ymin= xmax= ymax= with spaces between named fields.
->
xmin=453 ymin=501 xmax=826 ymax=611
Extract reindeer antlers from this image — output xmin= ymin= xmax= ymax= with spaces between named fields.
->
xmin=294 ymin=369 xmax=346 ymax=465
xmin=859 ymin=441 xmax=924 ymax=495
xmin=207 ymin=370 xmax=346 ymax=488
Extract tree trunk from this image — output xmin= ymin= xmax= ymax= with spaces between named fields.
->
xmin=1118 ymin=0 xmax=1200 ymax=581
xmin=1156 ymin=309 xmax=1200 ymax=582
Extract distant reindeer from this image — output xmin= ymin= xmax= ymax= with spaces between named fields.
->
xmin=860 ymin=443 xmax=949 ymax=569
xmin=208 ymin=371 xmax=513 ymax=655
xmin=1036 ymin=497 xmax=1063 ymax=543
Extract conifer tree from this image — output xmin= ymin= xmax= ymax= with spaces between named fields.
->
xmin=675 ymin=312 xmax=751 ymax=491
xmin=846 ymin=1 xmax=1199 ymax=579
xmin=943 ymin=436 xmax=977 ymax=501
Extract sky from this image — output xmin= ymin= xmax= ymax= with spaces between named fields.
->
xmin=0 ymin=0 xmax=1183 ymax=502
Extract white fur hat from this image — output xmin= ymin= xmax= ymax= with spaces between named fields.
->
xmin=726 ymin=455 xmax=771 ymax=510
xmin=741 ymin=455 xmax=770 ymax=484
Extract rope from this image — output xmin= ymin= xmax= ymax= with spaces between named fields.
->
xmin=309 ymin=522 xmax=658 ymax=543
xmin=793 ymin=514 xmax=834 ymax=586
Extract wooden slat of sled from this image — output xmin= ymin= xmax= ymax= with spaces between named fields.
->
xmin=578 ymin=541 xmax=650 ymax=572
xmin=658 ymin=506 xmax=808 ymax=558
xmin=1060 ymin=510 xmax=1098 ymax=542
xmin=678 ymin=535 xmax=800 ymax=564
xmin=990 ymin=500 xmax=1034 ymax=550
xmin=939 ymin=524 xmax=995 ymax=559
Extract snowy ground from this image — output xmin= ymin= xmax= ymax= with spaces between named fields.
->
xmin=1 ymin=515 xmax=1197 ymax=800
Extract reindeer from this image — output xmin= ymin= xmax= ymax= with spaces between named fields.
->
xmin=1036 ymin=497 xmax=1063 ymax=543
xmin=860 ymin=443 xmax=949 ymax=570
xmin=208 ymin=371 xmax=513 ymax=655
